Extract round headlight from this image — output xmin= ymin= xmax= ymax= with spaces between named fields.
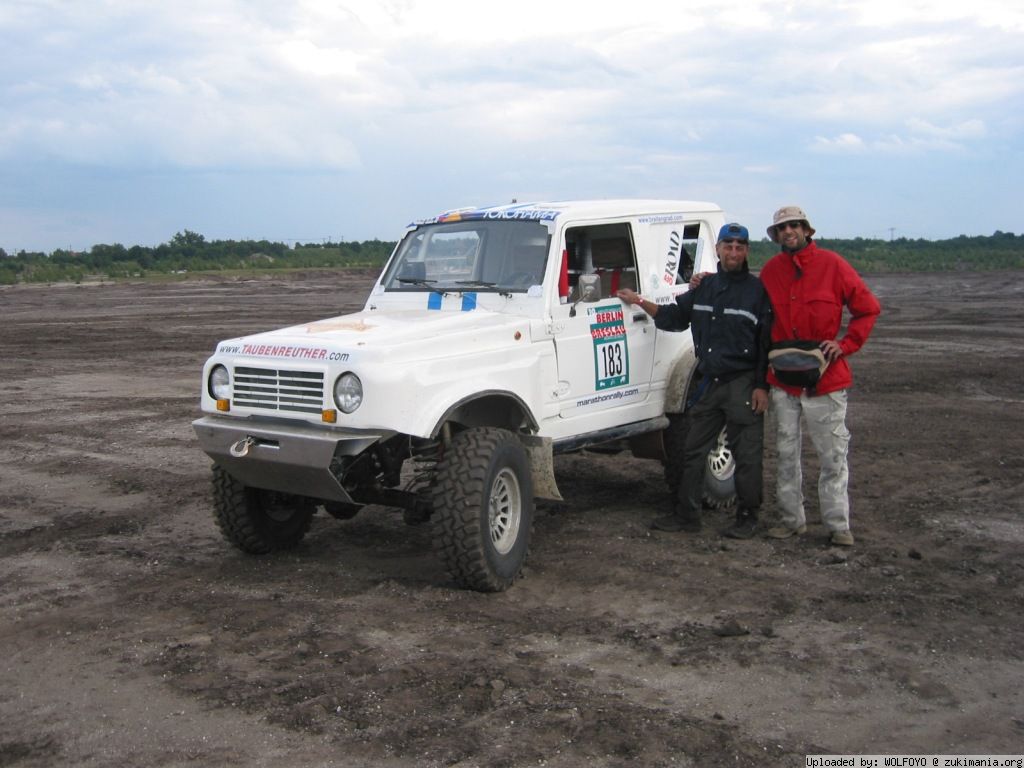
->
xmin=333 ymin=372 xmax=363 ymax=413
xmin=209 ymin=365 xmax=231 ymax=399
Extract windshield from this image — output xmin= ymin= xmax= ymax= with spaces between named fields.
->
xmin=382 ymin=219 xmax=552 ymax=293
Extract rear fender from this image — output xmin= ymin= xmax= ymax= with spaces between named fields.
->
xmin=664 ymin=348 xmax=698 ymax=413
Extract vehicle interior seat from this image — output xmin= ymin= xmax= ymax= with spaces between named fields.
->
xmin=589 ymin=237 xmax=637 ymax=296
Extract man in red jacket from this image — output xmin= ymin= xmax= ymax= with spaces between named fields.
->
xmin=759 ymin=206 xmax=881 ymax=546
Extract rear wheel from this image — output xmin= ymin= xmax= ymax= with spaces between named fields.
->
xmin=662 ymin=414 xmax=736 ymax=506
xmin=212 ymin=465 xmax=315 ymax=553
xmin=702 ymin=425 xmax=736 ymax=508
xmin=432 ymin=428 xmax=533 ymax=592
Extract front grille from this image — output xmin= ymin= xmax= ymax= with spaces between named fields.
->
xmin=233 ymin=366 xmax=325 ymax=414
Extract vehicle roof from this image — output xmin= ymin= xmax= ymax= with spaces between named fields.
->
xmin=411 ymin=199 xmax=723 ymax=227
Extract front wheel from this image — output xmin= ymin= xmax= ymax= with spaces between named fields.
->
xmin=212 ymin=465 xmax=315 ymax=553
xmin=432 ymin=428 xmax=533 ymax=592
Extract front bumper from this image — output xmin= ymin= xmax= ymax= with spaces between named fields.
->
xmin=192 ymin=416 xmax=391 ymax=502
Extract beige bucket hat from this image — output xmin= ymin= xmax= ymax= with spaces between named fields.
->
xmin=767 ymin=205 xmax=816 ymax=241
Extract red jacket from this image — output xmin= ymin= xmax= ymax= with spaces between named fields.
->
xmin=759 ymin=240 xmax=880 ymax=396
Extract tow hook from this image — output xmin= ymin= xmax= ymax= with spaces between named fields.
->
xmin=229 ymin=436 xmax=256 ymax=458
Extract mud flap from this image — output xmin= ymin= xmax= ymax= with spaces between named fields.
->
xmin=520 ymin=434 xmax=563 ymax=502
xmin=627 ymin=429 xmax=666 ymax=461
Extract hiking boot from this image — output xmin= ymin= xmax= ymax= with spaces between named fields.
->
xmin=830 ymin=529 xmax=855 ymax=547
xmin=766 ymin=524 xmax=807 ymax=539
xmin=723 ymin=510 xmax=758 ymax=539
xmin=651 ymin=512 xmax=701 ymax=533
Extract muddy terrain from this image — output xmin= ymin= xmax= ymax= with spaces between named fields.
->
xmin=1 ymin=270 xmax=1022 ymax=767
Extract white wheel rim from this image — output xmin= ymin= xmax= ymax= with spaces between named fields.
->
xmin=707 ymin=428 xmax=735 ymax=480
xmin=488 ymin=467 xmax=522 ymax=555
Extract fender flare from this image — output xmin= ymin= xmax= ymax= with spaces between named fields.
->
xmin=664 ymin=348 xmax=699 ymax=413
xmin=428 ymin=390 xmax=540 ymax=438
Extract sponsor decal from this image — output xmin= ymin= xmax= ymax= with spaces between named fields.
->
xmin=415 ymin=204 xmax=562 ymax=226
xmin=574 ymin=386 xmax=641 ymax=409
xmin=480 ymin=207 xmax=560 ymax=221
xmin=638 ymin=213 xmax=686 ymax=224
xmin=217 ymin=343 xmax=346 ymax=361
xmin=664 ymin=229 xmax=683 ymax=286
xmin=588 ymin=304 xmax=629 ymax=390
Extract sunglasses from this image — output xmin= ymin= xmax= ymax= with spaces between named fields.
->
xmin=775 ymin=221 xmax=804 ymax=231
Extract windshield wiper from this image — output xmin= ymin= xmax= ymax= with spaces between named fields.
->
xmin=454 ymin=280 xmax=514 ymax=298
xmin=397 ymin=277 xmax=446 ymax=296
xmin=454 ymin=280 xmax=497 ymax=289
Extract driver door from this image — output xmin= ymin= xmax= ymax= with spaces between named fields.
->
xmin=550 ymin=222 xmax=655 ymax=424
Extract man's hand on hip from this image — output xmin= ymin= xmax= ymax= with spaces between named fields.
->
xmin=751 ymin=388 xmax=769 ymax=415
xmin=820 ymin=340 xmax=843 ymax=363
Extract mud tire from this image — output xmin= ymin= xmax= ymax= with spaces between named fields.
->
xmin=212 ymin=465 xmax=315 ymax=553
xmin=432 ymin=428 xmax=533 ymax=592
xmin=702 ymin=425 xmax=737 ymax=509
xmin=662 ymin=414 xmax=737 ymax=507
xmin=323 ymin=501 xmax=361 ymax=520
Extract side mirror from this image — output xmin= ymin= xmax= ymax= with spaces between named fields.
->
xmin=569 ymin=273 xmax=602 ymax=317
xmin=578 ymin=273 xmax=601 ymax=301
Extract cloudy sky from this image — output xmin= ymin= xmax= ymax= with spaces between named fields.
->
xmin=2 ymin=0 xmax=1022 ymax=253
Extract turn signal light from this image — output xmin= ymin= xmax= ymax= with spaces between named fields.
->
xmin=322 ymin=409 xmax=337 ymax=423
xmin=216 ymin=399 xmax=230 ymax=412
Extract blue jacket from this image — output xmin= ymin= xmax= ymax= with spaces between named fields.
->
xmin=653 ymin=262 xmax=772 ymax=389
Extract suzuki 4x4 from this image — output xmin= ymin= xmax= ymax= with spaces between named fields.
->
xmin=194 ymin=200 xmax=736 ymax=591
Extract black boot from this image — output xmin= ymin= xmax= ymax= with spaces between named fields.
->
xmin=724 ymin=508 xmax=758 ymax=539
xmin=651 ymin=503 xmax=701 ymax=533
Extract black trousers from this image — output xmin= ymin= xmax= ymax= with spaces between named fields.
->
xmin=677 ymin=371 xmax=764 ymax=517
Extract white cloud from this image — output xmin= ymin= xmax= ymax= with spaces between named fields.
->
xmin=278 ymin=40 xmax=365 ymax=79
xmin=847 ymin=0 xmax=1024 ymax=31
xmin=812 ymin=117 xmax=989 ymax=155
xmin=0 ymin=0 xmax=1021 ymax=249
xmin=906 ymin=118 xmax=987 ymax=140
xmin=812 ymin=133 xmax=867 ymax=152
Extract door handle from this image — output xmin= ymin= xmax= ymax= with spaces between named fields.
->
xmin=631 ymin=312 xmax=648 ymax=323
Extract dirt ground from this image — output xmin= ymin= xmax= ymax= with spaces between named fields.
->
xmin=1 ymin=269 xmax=1022 ymax=767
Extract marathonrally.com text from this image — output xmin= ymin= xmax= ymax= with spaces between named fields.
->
xmin=575 ymin=387 xmax=640 ymax=409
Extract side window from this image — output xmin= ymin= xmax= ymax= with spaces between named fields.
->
xmin=564 ymin=223 xmax=637 ymax=300
xmin=675 ymin=223 xmax=701 ymax=284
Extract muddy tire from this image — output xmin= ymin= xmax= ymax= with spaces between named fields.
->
xmin=323 ymin=501 xmax=361 ymax=520
xmin=212 ymin=465 xmax=315 ymax=553
xmin=662 ymin=414 xmax=736 ymax=506
xmin=432 ymin=428 xmax=533 ymax=592
xmin=702 ymin=425 xmax=736 ymax=508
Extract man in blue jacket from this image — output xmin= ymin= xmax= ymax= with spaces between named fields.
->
xmin=618 ymin=223 xmax=773 ymax=538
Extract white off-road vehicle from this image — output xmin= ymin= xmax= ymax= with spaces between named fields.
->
xmin=194 ymin=200 xmax=735 ymax=591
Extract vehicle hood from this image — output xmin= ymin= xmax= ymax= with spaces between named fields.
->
xmin=215 ymin=309 xmax=532 ymax=362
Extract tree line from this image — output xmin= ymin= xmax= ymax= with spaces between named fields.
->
xmin=1 ymin=229 xmax=1021 ymax=285
xmin=747 ymin=230 xmax=1023 ymax=272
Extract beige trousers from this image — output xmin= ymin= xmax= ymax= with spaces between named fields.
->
xmin=771 ymin=387 xmax=852 ymax=533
